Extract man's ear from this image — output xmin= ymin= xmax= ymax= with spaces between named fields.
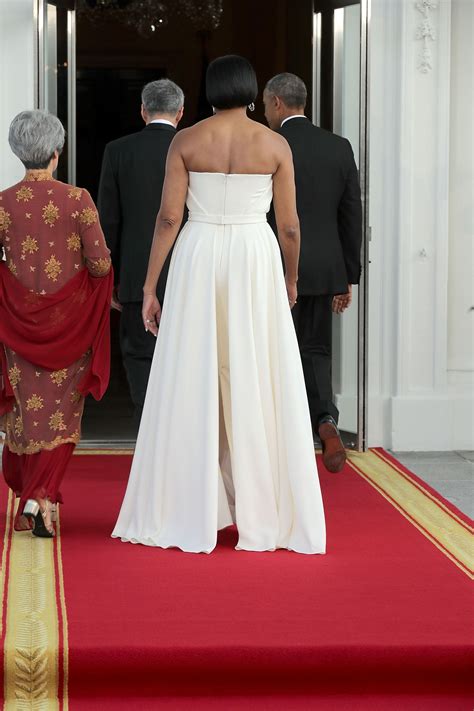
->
xmin=141 ymin=104 xmax=147 ymax=123
xmin=274 ymin=95 xmax=282 ymax=110
xmin=177 ymin=106 xmax=184 ymax=123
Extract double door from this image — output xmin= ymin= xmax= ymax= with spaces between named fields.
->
xmin=34 ymin=0 xmax=371 ymax=450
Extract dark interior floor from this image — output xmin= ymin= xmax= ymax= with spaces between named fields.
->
xmin=81 ymin=310 xmax=137 ymax=443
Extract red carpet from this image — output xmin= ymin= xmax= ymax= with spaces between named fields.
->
xmin=1 ymin=449 xmax=473 ymax=708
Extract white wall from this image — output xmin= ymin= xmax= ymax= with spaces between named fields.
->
xmin=447 ymin=0 xmax=474 ymax=381
xmin=0 ymin=0 xmax=35 ymax=190
xmin=368 ymin=0 xmax=474 ymax=450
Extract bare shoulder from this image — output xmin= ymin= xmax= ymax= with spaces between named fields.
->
xmin=170 ymin=118 xmax=214 ymax=151
xmin=253 ymin=123 xmax=290 ymax=156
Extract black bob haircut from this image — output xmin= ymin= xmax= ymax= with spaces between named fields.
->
xmin=206 ymin=55 xmax=258 ymax=110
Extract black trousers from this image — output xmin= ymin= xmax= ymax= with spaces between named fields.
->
xmin=120 ymin=302 xmax=156 ymax=423
xmin=291 ymin=295 xmax=339 ymax=432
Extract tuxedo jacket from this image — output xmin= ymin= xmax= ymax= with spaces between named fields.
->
xmin=269 ymin=117 xmax=362 ymax=296
xmin=97 ymin=123 xmax=176 ymax=303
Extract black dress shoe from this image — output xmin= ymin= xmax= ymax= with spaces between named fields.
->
xmin=318 ymin=416 xmax=346 ymax=473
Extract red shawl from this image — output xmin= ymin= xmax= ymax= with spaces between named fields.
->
xmin=0 ymin=263 xmax=113 ymax=416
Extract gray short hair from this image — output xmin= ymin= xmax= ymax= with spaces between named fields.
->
xmin=265 ymin=73 xmax=307 ymax=109
xmin=8 ymin=110 xmax=65 ymax=169
xmin=141 ymin=79 xmax=184 ymax=116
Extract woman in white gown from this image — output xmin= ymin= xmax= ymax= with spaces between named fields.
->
xmin=112 ymin=55 xmax=326 ymax=554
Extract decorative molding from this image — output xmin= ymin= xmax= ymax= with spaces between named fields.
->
xmin=415 ymin=0 xmax=437 ymax=73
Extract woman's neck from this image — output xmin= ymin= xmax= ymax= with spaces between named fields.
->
xmin=24 ymin=168 xmax=54 ymax=182
xmin=214 ymin=107 xmax=249 ymax=120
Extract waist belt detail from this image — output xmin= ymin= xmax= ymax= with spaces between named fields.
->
xmin=188 ymin=213 xmax=267 ymax=225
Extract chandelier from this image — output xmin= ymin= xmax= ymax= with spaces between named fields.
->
xmin=78 ymin=0 xmax=224 ymax=37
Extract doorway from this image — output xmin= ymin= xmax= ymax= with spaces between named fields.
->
xmin=34 ymin=0 xmax=370 ymax=450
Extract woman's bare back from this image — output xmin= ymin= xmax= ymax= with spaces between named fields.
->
xmin=177 ymin=112 xmax=286 ymax=176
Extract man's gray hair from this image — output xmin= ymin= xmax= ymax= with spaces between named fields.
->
xmin=265 ymin=73 xmax=307 ymax=109
xmin=8 ymin=110 xmax=65 ymax=169
xmin=141 ymin=79 xmax=184 ymax=116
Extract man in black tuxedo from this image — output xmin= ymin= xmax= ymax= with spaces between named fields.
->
xmin=98 ymin=79 xmax=184 ymax=424
xmin=264 ymin=73 xmax=362 ymax=473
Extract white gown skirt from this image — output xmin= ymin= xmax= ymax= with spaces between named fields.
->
xmin=112 ymin=219 xmax=326 ymax=554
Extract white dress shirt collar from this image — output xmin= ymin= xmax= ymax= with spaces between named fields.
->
xmin=280 ymin=115 xmax=307 ymax=127
xmin=149 ymin=119 xmax=175 ymax=127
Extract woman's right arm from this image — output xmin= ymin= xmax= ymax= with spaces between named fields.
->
xmin=142 ymin=133 xmax=189 ymax=335
xmin=272 ymin=136 xmax=300 ymax=308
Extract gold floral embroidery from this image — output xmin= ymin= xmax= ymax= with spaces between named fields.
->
xmin=67 ymin=232 xmax=81 ymax=251
xmin=70 ymin=390 xmax=81 ymax=404
xmin=25 ymin=170 xmax=53 ymax=182
xmin=14 ymin=416 xmax=23 ymax=436
xmin=42 ymin=201 xmax=59 ymax=227
xmin=50 ymin=368 xmax=68 ymax=386
xmin=24 ymin=292 xmax=42 ymax=307
xmin=72 ymin=290 xmax=87 ymax=305
xmin=7 ymin=259 xmax=18 ymax=276
xmin=16 ymin=186 xmax=34 ymax=203
xmin=8 ymin=364 xmax=21 ymax=387
xmin=68 ymin=187 xmax=82 ymax=201
xmin=6 ymin=433 xmax=80 ymax=455
xmin=26 ymin=394 xmax=44 ymax=412
xmin=88 ymin=257 xmax=111 ymax=276
xmin=49 ymin=410 xmax=67 ymax=432
xmin=44 ymin=255 xmax=62 ymax=282
xmin=0 ymin=207 xmax=12 ymax=232
xmin=25 ymin=212 xmax=31 ymax=219
xmin=21 ymin=235 xmax=39 ymax=255
xmin=49 ymin=305 xmax=67 ymax=325
xmin=79 ymin=207 xmax=97 ymax=226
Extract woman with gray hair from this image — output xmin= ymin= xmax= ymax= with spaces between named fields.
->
xmin=0 ymin=109 xmax=113 ymax=537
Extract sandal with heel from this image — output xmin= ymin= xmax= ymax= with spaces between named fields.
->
xmin=23 ymin=499 xmax=55 ymax=538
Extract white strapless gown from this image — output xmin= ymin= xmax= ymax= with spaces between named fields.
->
xmin=112 ymin=173 xmax=326 ymax=554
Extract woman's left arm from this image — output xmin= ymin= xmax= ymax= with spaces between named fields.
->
xmin=78 ymin=190 xmax=112 ymax=278
xmin=142 ymin=134 xmax=188 ymax=335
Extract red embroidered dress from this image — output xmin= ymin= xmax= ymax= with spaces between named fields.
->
xmin=0 ymin=169 xmax=112 ymax=516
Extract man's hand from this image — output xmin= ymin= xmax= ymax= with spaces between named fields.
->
xmin=332 ymin=284 xmax=352 ymax=314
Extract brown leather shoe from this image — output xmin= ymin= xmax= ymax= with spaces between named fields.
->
xmin=318 ymin=416 xmax=346 ymax=473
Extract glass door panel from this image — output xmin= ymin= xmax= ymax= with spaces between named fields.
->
xmin=313 ymin=0 xmax=370 ymax=450
xmin=36 ymin=0 xmax=76 ymax=184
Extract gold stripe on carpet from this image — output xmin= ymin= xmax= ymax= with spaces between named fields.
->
xmin=4 ymin=501 xmax=60 ymax=710
xmin=372 ymin=448 xmax=472 ymax=531
xmin=0 ymin=491 xmax=13 ymax=639
xmin=348 ymin=450 xmax=474 ymax=579
xmin=56 ymin=507 xmax=69 ymax=711
xmin=74 ymin=449 xmax=134 ymax=456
